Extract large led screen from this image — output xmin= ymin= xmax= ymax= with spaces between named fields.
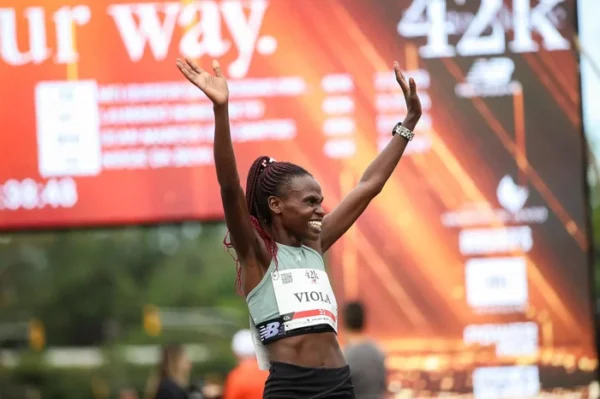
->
xmin=0 ymin=0 xmax=595 ymax=396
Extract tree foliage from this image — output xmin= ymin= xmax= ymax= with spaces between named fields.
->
xmin=0 ymin=222 xmax=245 ymax=397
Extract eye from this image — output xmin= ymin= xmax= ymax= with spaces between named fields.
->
xmin=305 ymin=197 xmax=317 ymax=204
xmin=306 ymin=196 xmax=323 ymax=205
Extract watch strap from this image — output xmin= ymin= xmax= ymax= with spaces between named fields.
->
xmin=392 ymin=122 xmax=414 ymax=141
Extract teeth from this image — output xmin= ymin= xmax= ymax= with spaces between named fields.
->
xmin=309 ymin=221 xmax=322 ymax=228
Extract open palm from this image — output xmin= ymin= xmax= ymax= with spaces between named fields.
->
xmin=176 ymin=58 xmax=229 ymax=106
xmin=393 ymin=61 xmax=422 ymax=117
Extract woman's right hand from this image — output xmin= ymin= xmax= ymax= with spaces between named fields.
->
xmin=176 ymin=58 xmax=229 ymax=106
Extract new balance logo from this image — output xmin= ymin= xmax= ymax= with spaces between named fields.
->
xmin=466 ymin=58 xmax=514 ymax=86
xmin=258 ymin=322 xmax=280 ymax=340
xmin=455 ymin=57 xmax=520 ymax=98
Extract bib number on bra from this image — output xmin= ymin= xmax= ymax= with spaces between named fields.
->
xmin=271 ymin=268 xmax=338 ymax=333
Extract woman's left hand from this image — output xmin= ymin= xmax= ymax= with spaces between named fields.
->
xmin=393 ymin=61 xmax=422 ymax=120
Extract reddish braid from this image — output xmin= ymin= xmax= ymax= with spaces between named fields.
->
xmin=223 ymin=155 xmax=311 ymax=294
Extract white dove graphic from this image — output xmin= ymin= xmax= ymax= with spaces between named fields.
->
xmin=496 ymin=175 xmax=529 ymax=213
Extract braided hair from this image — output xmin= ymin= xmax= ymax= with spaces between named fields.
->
xmin=224 ymin=156 xmax=311 ymax=293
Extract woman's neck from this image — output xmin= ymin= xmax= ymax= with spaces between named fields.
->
xmin=170 ymin=373 xmax=188 ymax=388
xmin=266 ymin=225 xmax=303 ymax=247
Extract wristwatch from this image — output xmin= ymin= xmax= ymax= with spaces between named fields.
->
xmin=392 ymin=122 xmax=414 ymax=141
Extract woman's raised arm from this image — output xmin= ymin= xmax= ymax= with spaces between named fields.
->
xmin=176 ymin=58 xmax=259 ymax=261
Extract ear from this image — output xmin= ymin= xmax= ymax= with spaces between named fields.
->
xmin=267 ymin=196 xmax=283 ymax=216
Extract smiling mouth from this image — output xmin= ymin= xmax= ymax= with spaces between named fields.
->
xmin=308 ymin=220 xmax=322 ymax=229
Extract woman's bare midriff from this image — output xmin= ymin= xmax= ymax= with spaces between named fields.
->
xmin=266 ymin=331 xmax=347 ymax=368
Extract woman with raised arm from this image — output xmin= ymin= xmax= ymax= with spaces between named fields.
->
xmin=176 ymin=58 xmax=421 ymax=399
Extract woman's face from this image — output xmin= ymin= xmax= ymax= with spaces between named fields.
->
xmin=269 ymin=175 xmax=325 ymax=241
xmin=175 ymin=351 xmax=192 ymax=377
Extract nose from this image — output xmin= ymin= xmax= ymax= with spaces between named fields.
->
xmin=315 ymin=204 xmax=325 ymax=218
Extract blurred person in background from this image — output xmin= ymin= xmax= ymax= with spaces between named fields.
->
xmin=223 ymin=329 xmax=269 ymax=399
xmin=343 ymin=302 xmax=388 ymax=399
xmin=145 ymin=343 xmax=192 ymax=399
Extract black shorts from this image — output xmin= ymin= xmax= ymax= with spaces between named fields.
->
xmin=263 ymin=361 xmax=355 ymax=399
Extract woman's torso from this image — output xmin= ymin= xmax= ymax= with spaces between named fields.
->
xmin=246 ymin=243 xmax=346 ymax=368
xmin=154 ymin=378 xmax=188 ymax=399
xmin=266 ymin=330 xmax=345 ymax=367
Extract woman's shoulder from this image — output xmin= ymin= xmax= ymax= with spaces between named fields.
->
xmin=301 ymin=244 xmax=324 ymax=262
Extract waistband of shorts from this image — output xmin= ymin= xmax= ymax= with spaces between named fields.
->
xmin=270 ymin=360 xmax=350 ymax=373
